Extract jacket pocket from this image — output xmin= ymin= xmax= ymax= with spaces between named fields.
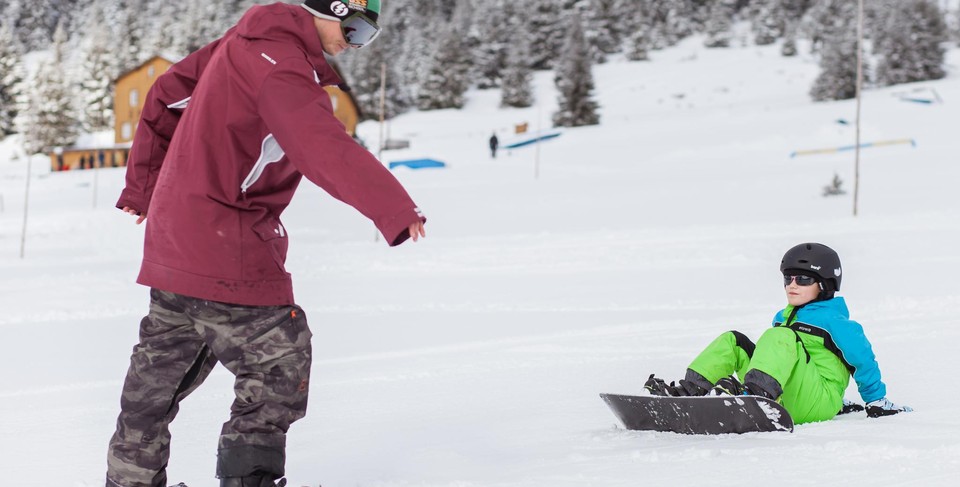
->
xmin=252 ymin=219 xmax=289 ymax=274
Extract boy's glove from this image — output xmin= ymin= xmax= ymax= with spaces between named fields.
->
xmin=838 ymin=399 xmax=865 ymax=415
xmin=866 ymin=397 xmax=913 ymax=418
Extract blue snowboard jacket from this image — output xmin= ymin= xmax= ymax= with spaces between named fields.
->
xmin=772 ymin=297 xmax=886 ymax=403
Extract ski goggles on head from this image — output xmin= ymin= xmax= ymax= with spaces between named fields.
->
xmin=783 ymin=274 xmax=818 ymax=287
xmin=340 ymin=12 xmax=381 ymax=48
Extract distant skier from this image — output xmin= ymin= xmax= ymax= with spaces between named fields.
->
xmin=644 ymin=243 xmax=912 ymax=425
xmin=489 ymin=132 xmax=499 ymax=159
xmin=108 ymin=2 xmax=425 ymax=487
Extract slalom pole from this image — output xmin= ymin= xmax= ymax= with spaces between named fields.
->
xmin=853 ymin=0 xmax=864 ymax=217
xmin=789 ymin=138 xmax=915 ymax=158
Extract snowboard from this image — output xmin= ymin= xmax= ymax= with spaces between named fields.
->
xmin=600 ymin=393 xmax=794 ymax=434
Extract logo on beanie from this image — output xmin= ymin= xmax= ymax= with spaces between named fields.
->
xmin=330 ymin=1 xmax=350 ymax=16
xmin=349 ymin=0 xmax=368 ymax=9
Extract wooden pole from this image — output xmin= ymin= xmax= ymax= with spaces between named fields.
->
xmin=375 ymin=62 xmax=387 ymax=243
xmin=534 ymin=102 xmax=542 ymax=180
xmin=378 ymin=62 xmax=386 ymax=162
xmin=19 ymin=148 xmax=31 ymax=259
xmin=92 ymin=163 xmax=99 ymax=209
xmin=853 ymin=0 xmax=864 ymax=217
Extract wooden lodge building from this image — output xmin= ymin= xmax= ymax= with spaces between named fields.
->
xmin=51 ymin=55 xmax=362 ymax=172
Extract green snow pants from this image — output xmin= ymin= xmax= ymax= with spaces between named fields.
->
xmin=688 ymin=327 xmax=843 ymax=424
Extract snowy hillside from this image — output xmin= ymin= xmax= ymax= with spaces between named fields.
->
xmin=2 ymin=36 xmax=960 ymax=486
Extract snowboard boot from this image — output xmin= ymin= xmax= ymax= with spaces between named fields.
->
xmin=711 ymin=376 xmax=746 ymax=396
xmin=743 ymin=382 xmax=776 ymax=400
xmin=220 ymin=476 xmax=286 ymax=487
xmin=644 ymin=374 xmax=708 ymax=397
xmin=216 ymin=444 xmax=286 ymax=487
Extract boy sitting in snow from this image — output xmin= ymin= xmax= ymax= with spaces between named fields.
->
xmin=644 ymin=243 xmax=912 ymax=425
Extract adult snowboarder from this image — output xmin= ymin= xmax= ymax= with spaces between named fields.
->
xmin=107 ymin=2 xmax=424 ymax=487
xmin=489 ymin=132 xmax=499 ymax=159
xmin=644 ymin=243 xmax=912 ymax=425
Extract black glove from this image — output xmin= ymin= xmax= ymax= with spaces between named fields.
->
xmin=838 ymin=399 xmax=865 ymax=415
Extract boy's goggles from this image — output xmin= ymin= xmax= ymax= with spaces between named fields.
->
xmin=341 ymin=12 xmax=381 ymax=48
xmin=783 ymin=274 xmax=818 ymax=286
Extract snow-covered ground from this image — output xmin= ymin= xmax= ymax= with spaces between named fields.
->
xmin=2 ymin=37 xmax=960 ymax=486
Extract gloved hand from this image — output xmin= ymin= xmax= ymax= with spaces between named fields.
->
xmin=866 ymin=397 xmax=913 ymax=418
xmin=838 ymin=399 xmax=865 ymax=415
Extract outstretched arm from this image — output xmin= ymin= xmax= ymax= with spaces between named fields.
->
xmin=258 ymin=58 xmax=426 ymax=245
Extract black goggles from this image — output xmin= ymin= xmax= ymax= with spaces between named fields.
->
xmin=341 ymin=12 xmax=381 ymax=48
xmin=783 ymin=274 xmax=818 ymax=287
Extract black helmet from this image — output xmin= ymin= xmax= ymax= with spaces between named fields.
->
xmin=781 ymin=243 xmax=842 ymax=293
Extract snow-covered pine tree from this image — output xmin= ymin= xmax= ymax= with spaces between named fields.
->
xmin=14 ymin=0 xmax=60 ymax=51
xmin=580 ymin=0 xmax=623 ymax=63
xmin=102 ymin=0 xmax=144 ymax=70
xmin=624 ymin=0 xmax=655 ymax=60
xmin=141 ymin=0 xmax=184 ymax=57
xmin=500 ymin=33 xmax=534 ymax=108
xmin=394 ymin=2 xmax=442 ymax=92
xmin=2 ymin=0 xmax=23 ymax=47
xmin=552 ymin=19 xmax=600 ymax=128
xmin=0 ymin=19 xmax=26 ymax=136
xmin=21 ymin=21 xmax=79 ymax=154
xmin=781 ymin=0 xmax=813 ymax=22
xmin=781 ymin=20 xmax=799 ymax=56
xmin=875 ymin=0 xmax=947 ymax=86
xmin=640 ymin=0 xmax=689 ymax=49
xmin=178 ymin=0 xmax=237 ymax=54
xmin=527 ymin=0 xmax=565 ymax=70
xmin=954 ymin=5 xmax=960 ymax=45
xmin=686 ymin=0 xmax=713 ymax=31
xmin=704 ymin=0 xmax=736 ymax=48
xmin=471 ymin=0 xmax=511 ymax=89
xmin=663 ymin=0 xmax=697 ymax=44
xmin=808 ymin=1 xmax=862 ymax=102
xmin=345 ymin=33 xmax=411 ymax=121
xmin=750 ymin=0 xmax=785 ymax=45
xmin=76 ymin=5 xmax=115 ymax=133
xmin=803 ymin=0 xmax=855 ymax=55
xmin=416 ymin=22 xmax=471 ymax=110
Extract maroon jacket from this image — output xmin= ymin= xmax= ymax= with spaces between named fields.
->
xmin=117 ymin=3 xmax=424 ymax=306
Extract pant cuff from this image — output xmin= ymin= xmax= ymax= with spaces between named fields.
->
xmin=744 ymin=369 xmax=783 ymax=399
xmin=684 ymin=368 xmax=714 ymax=391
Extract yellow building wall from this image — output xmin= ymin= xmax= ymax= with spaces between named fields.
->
xmin=324 ymin=86 xmax=359 ymax=136
xmin=114 ymin=57 xmax=174 ymax=144
xmin=112 ymin=58 xmax=358 ymax=143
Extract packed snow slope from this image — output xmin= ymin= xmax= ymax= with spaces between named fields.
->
xmin=1 ymin=37 xmax=959 ymax=486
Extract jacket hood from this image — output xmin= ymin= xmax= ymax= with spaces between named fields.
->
xmin=235 ymin=3 xmax=341 ymax=85
xmin=803 ymin=296 xmax=849 ymax=317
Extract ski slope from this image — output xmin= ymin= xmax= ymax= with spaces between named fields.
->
xmin=1 ymin=36 xmax=959 ymax=486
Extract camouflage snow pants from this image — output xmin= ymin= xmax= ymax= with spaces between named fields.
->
xmin=106 ymin=289 xmax=312 ymax=487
